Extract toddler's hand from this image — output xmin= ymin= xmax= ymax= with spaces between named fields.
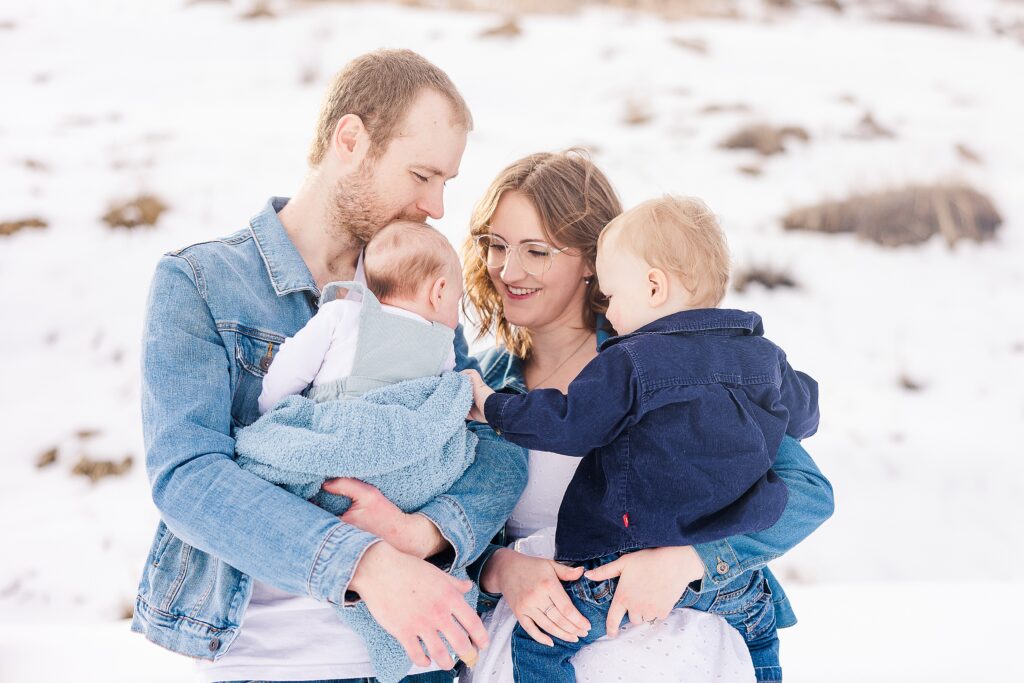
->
xmin=460 ymin=369 xmax=493 ymax=422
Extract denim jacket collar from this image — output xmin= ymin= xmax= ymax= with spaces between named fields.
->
xmin=249 ymin=196 xmax=319 ymax=297
xmin=600 ymin=308 xmax=764 ymax=351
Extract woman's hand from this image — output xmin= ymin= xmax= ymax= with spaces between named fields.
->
xmin=460 ymin=369 xmax=493 ymax=422
xmin=583 ymin=546 xmax=705 ymax=637
xmin=322 ymin=478 xmax=448 ymax=559
xmin=483 ymin=547 xmax=591 ymax=646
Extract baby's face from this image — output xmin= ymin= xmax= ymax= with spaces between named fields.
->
xmin=596 ymin=232 xmax=663 ymax=335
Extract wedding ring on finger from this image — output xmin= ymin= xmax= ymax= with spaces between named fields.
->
xmin=644 ymin=617 xmax=658 ymax=625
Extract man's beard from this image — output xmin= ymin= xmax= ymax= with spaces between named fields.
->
xmin=328 ymin=161 xmax=427 ymax=246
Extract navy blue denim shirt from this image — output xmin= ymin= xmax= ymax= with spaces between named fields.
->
xmin=483 ymin=308 xmax=819 ymax=562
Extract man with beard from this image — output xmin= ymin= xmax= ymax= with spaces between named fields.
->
xmin=131 ymin=50 xmax=528 ymax=683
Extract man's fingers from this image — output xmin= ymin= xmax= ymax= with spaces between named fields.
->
xmin=551 ymin=563 xmax=585 ymax=582
xmin=400 ymin=633 xmax=431 ymax=668
xmin=605 ymin=594 xmax=628 ymax=638
xmin=321 ymin=476 xmax=369 ymax=495
xmin=452 ymin=598 xmax=490 ymax=651
xmin=420 ymin=631 xmax=455 ymax=670
xmin=518 ymin=615 xmax=554 ymax=647
xmin=584 ymin=558 xmax=623 ymax=582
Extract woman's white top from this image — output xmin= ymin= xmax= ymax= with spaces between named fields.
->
xmin=464 ymin=450 xmax=755 ymax=683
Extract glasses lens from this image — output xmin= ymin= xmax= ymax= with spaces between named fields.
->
xmin=478 ymin=235 xmax=508 ymax=269
xmin=521 ymin=243 xmax=554 ymax=275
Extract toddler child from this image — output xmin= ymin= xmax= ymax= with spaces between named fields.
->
xmin=463 ymin=195 xmax=820 ymax=683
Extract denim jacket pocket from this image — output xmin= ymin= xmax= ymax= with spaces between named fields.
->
xmin=230 ymin=329 xmax=283 ymax=430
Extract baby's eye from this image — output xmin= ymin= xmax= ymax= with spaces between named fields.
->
xmin=412 ymin=172 xmax=429 ymax=183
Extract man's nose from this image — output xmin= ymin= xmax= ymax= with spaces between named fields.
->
xmin=417 ymin=182 xmax=445 ymax=220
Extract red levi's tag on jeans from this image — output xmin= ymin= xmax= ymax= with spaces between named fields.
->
xmin=622 ymin=513 xmax=630 ymax=527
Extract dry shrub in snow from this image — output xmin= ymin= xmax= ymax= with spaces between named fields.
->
xmin=72 ymin=455 xmax=134 ymax=483
xmin=36 ymin=447 xmax=58 ymax=469
xmin=479 ymin=16 xmax=522 ymax=38
xmin=733 ymin=265 xmax=798 ymax=293
xmin=783 ymin=184 xmax=1003 ymax=247
xmin=622 ymin=98 xmax=653 ymax=126
xmin=700 ymin=102 xmax=751 ymax=115
xmin=738 ymin=164 xmax=763 ymax=177
xmin=956 ymin=143 xmax=982 ymax=164
xmin=719 ymin=123 xmax=809 ymax=155
xmin=899 ymin=373 xmax=925 ymax=392
xmin=847 ymin=111 xmax=896 ymax=139
xmin=102 ymin=194 xmax=168 ymax=229
xmin=0 ymin=217 xmax=47 ymax=237
xmin=883 ymin=3 xmax=964 ymax=31
xmin=669 ymin=36 xmax=708 ymax=54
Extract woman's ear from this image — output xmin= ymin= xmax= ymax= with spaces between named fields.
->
xmin=648 ymin=268 xmax=670 ymax=308
xmin=428 ymin=277 xmax=447 ymax=313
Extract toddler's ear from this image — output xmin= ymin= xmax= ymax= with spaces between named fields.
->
xmin=648 ymin=268 xmax=669 ymax=307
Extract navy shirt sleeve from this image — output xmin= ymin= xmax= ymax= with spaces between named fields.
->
xmin=483 ymin=345 xmax=641 ymax=457
xmin=779 ymin=352 xmax=819 ymax=439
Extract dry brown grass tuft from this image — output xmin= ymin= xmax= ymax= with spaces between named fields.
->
xmin=102 ymin=195 xmax=168 ymax=229
xmin=783 ymin=184 xmax=1002 ymax=248
xmin=737 ymin=164 xmax=763 ymax=177
xmin=240 ymin=1 xmax=275 ymax=19
xmin=883 ymin=3 xmax=963 ymax=30
xmin=732 ymin=265 xmax=798 ymax=293
xmin=36 ymin=448 xmax=58 ymax=469
xmin=719 ymin=123 xmax=809 ymax=156
xmin=700 ymin=102 xmax=751 ymax=115
xmin=479 ymin=16 xmax=522 ymax=38
xmin=847 ymin=111 xmax=895 ymax=139
xmin=669 ymin=36 xmax=708 ymax=54
xmin=0 ymin=217 xmax=47 ymax=237
xmin=622 ymin=99 xmax=653 ymax=126
xmin=955 ymin=143 xmax=982 ymax=164
xmin=72 ymin=455 xmax=134 ymax=483
xmin=899 ymin=374 xmax=925 ymax=392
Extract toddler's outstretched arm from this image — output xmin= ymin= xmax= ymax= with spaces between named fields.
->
xmin=460 ymin=369 xmax=493 ymax=422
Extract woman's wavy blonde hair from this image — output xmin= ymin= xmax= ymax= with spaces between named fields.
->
xmin=462 ymin=149 xmax=623 ymax=360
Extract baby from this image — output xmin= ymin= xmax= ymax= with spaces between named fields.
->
xmin=237 ymin=220 xmax=478 ymax=683
xmin=258 ymin=219 xmax=463 ymax=413
xmin=464 ymin=195 xmax=820 ymax=683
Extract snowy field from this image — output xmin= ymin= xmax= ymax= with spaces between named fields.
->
xmin=1 ymin=0 xmax=1023 ymax=680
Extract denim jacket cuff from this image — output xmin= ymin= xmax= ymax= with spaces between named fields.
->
xmin=466 ymin=543 xmax=504 ymax=612
xmin=416 ymin=494 xmax=475 ymax=573
xmin=692 ymin=539 xmax=743 ymax=593
xmin=306 ymin=522 xmax=382 ymax=605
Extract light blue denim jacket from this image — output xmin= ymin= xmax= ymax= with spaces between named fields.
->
xmin=131 ymin=197 xmax=528 ymax=659
xmin=468 ymin=342 xmax=835 ymax=628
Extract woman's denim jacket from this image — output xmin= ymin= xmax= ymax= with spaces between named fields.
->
xmin=466 ymin=335 xmax=834 ymax=629
xmin=130 ymin=197 xmax=528 ymax=660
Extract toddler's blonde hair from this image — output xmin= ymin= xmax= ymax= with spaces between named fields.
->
xmin=599 ymin=195 xmax=730 ymax=308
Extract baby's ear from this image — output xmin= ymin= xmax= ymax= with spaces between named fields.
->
xmin=648 ymin=268 xmax=669 ymax=307
xmin=428 ymin=276 xmax=447 ymax=311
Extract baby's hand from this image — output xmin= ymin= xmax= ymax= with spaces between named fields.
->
xmin=460 ymin=369 xmax=493 ymax=422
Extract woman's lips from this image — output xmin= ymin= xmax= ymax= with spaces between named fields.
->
xmin=504 ymin=283 xmax=540 ymax=301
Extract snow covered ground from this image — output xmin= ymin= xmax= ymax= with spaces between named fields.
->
xmin=1 ymin=0 xmax=1022 ymax=680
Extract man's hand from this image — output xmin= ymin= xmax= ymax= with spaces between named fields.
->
xmin=322 ymin=478 xmax=447 ymax=560
xmin=349 ymin=542 xmax=489 ymax=669
xmin=460 ymin=369 xmax=493 ymax=422
xmin=583 ymin=546 xmax=705 ymax=637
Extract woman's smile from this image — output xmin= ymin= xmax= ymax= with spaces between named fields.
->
xmin=503 ymin=283 xmax=541 ymax=300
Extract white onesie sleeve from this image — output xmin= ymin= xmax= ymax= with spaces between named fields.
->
xmin=257 ymin=301 xmax=356 ymax=414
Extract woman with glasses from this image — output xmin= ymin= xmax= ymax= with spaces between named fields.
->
xmin=459 ymin=150 xmax=834 ymax=682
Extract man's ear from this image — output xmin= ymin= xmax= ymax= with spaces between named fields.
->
xmin=428 ymin=277 xmax=447 ymax=313
xmin=331 ymin=114 xmax=370 ymax=170
xmin=648 ymin=268 xmax=670 ymax=308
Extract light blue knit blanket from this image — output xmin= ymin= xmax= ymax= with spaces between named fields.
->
xmin=234 ymin=371 xmax=478 ymax=683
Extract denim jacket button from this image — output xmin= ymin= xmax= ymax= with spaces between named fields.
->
xmin=716 ymin=560 xmax=730 ymax=575
xmin=208 ymin=637 xmax=220 ymax=652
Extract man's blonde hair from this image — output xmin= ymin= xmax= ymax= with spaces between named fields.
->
xmin=599 ymin=195 xmax=730 ymax=308
xmin=365 ymin=221 xmax=458 ymax=302
xmin=308 ymin=49 xmax=473 ymax=166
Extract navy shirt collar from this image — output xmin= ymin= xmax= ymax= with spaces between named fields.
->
xmin=248 ymin=197 xmax=319 ymax=297
xmin=600 ymin=309 xmax=764 ymax=350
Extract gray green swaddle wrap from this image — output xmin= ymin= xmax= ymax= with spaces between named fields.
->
xmin=234 ymin=282 xmax=478 ymax=683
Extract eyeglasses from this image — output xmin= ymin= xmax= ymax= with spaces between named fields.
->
xmin=474 ymin=233 xmax=571 ymax=276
